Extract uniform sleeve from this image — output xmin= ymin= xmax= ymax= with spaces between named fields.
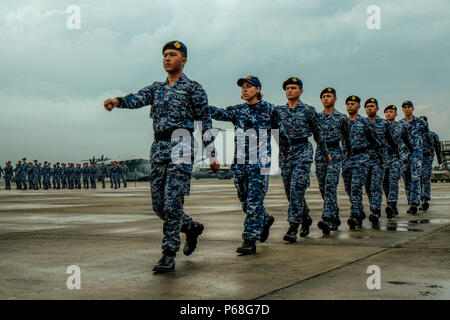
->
xmin=421 ymin=121 xmax=434 ymax=153
xmin=307 ymin=108 xmax=329 ymax=157
xmin=365 ymin=121 xmax=383 ymax=160
xmin=400 ymin=124 xmax=414 ymax=154
xmin=117 ymin=83 xmax=156 ymax=109
xmin=340 ymin=116 xmax=352 ymax=155
xmin=270 ymin=106 xmax=291 ymax=153
xmin=385 ymin=122 xmax=399 ymax=154
xmin=432 ymin=132 xmax=442 ymax=163
xmin=190 ymin=82 xmax=217 ymax=158
xmin=209 ymin=105 xmax=236 ymax=122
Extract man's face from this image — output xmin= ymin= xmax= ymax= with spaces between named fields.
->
xmin=163 ymin=49 xmax=186 ymax=73
xmin=402 ymin=105 xmax=414 ymax=117
xmin=385 ymin=109 xmax=397 ymax=121
xmin=285 ymin=84 xmax=302 ymax=100
xmin=321 ymin=93 xmax=336 ymax=108
xmin=346 ymin=101 xmax=360 ymax=115
xmin=241 ymin=82 xmax=260 ymax=102
xmin=365 ymin=103 xmax=379 ymax=117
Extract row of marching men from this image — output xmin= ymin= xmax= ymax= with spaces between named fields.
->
xmin=0 ymin=159 xmax=129 ymax=190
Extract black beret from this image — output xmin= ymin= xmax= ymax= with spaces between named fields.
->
xmin=320 ymin=87 xmax=336 ymax=98
xmin=345 ymin=95 xmax=361 ymax=104
xmin=384 ymin=105 xmax=397 ymax=113
xmin=162 ymin=40 xmax=187 ymax=57
xmin=283 ymin=77 xmax=303 ymax=90
xmin=364 ymin=97 xmax=378 ymax=107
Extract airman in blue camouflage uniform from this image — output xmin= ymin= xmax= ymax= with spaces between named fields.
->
xmin=399 ymin=101 xmax=432 ymax=215
xmin=122 ymin=164 xmax=128 ymax=188
xmin=21 ymin=158 xmax=28 ymax=190
xmin=67 ymin=163 xmax=75 ymax=189
xmin=104 ymin=40 xmax=219 ymax=273
xmin=418 ymin=116 xmax=442 ymax=211
xmin=363 ymin=98 xmax=399 ymax=226
xmin=61 ymin=163 xmax=67 ymax=189
xmin=32 ymin=160 xmax=40 ymax=190
xmin=316 ymin=87 xmax=352 ymax=235
xmin=0 ymin=165 xmax=3 ymax=190
xmin=383 ymin=105 xmax=413 ymax=218
xmin=75 ymin=163 xmax=82 ymax=189
xmin=276 ymin=78 xmax=330 ymax=241
xmin=98 ymin=162 xmax=107 ymax=188
xmin=43 ymin=162 xmax=51 ymax=190
xmin=342 ymin=96 xmax=383 ymax=230
xmin=82 ymin=163 xmax=90 ymax=189
xmin=27 ymin=162 xmax=34 ymax=189
xmin=54 ymin=163 xmax=62 ymax=189
xmin=209 ymin=75 xmax=288 ymax=254
xmin=38 ymin=163 xmax=43 ymax=189
xmin=89 ymin=163 xmax=98 ymax=189
xmin=3 ymin=161 xmax=13 ymax=190
xmin=14 ymin=161 xmax=22 ymax=189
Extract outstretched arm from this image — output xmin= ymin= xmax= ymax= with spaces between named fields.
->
xmin=104 ymin=84 xmax=156 ymax=111
xmin=209 ymin=105 xmax=235 ymax=123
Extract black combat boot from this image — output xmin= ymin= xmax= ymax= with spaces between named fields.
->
xmin=393 ymin=204 xmax=399 ymax=217
xmin=283 ymin=222 xmax=299 ymax=243
xmin=408 ymin=205 xmax=418 ymax=215
xmin=386 ymin=203 xmax=396 ymax=219
xmin=318 ymin=220 xmax=331 ymax=235
xmin=259 ymin=215 xmax=275 ymax=243
xmin=347 ymin=216 xmax=357 ymax=230
xmin=369 ymin=209 xmax=381 ymax=226
xmin=419 ymin=200 xmax=429 ymax=211
xmin=300 ymin=216 xmax=312 ymax=237
xmin=153 ymin=250 xmax=176 ymax=273
xmin=236 ymin=239 xmax=256 ymax=255
xmin=183 ymin=221 xmax=204 ymax=256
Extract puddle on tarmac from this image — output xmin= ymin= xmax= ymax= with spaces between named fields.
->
xmin=408 ymin=219 xmax=450 ymax=225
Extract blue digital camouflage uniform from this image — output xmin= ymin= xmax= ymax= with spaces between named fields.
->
xmin=365 ymin=116 xmax=398 ymax=215
xmin=98 ymin=165 xmax=107 ymax=188
xmin=61 ymin=166 xmax=67 ymax=188
xmin=89 ymin=166 xmax=98 ymax=189
xmin=421 ymin=130 xmax=440 ymax=201
xmin=50 ymin=166 xmax=55 ymax=188
xmin=74 ymin=166 xmax=82 ymax=189
xmin=399 ymin=116 xmax=432 ymax=206
xmin=110 ymin=165 xmax=118 ymax=188
xmin=43 ymin=165 xmax=51 ymax=189
xmin=32 ymin=163 xmax=40 ymax=190
xmin=383 ymin=121 xmax=413 ymax=205
xmin=81 ymin=165 xmax=89 ymax=188
xmin=122 ymin=166 xmax=129 ymax=187
xmin=27 ymin=165 xmax=34 ymax=189
xmin=3 ymin=165 xmax=13 ymax=190
xmin=276 ymin=101 xmax=329 ymax=225
xmin=14 ymin=164 xmax=22 ymax=189
xmin=0 ymin=166 xmax=3 ymax=189
xmin=21 ymin=162 xmax=28 ymax=190
xmin=38 ymin=164 xmax=43 ymax=189
xmin=67 ymin=165 xmax=75 ymax=189
xmin=315 ymin=109 xmax=351 ymax=224
xmin=117 ymin=73 xmax=216 ymax=253
xmin=210 ymin=100 xmax=289 ymax=241
xmin=54 ymin=165 xmax=62 ymax=189
xmin=342 ymin=115 xmax=382 ymax=220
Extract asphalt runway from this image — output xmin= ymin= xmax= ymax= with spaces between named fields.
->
xmin=0 ymin=178 xmax=449 ymax=300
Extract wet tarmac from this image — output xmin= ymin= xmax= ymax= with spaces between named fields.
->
xmin=0 ymin=178 xmax=449 ymax=299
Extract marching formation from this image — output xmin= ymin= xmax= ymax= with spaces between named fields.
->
xmin=100 ymin=39 xmax=441 ymax=273
xmin=0 ymin=160 xmax=129 ymax=190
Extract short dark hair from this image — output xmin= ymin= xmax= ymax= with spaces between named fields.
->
xmin=257 ymin=92 xmax=263 ymax=100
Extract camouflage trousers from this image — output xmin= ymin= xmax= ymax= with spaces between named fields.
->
xmin=281 ymin=146 xmax=313 ymax=225
xmin=233 ymin=168 xmax=269 ymax=241
xmin=150 ymin=161 xmax=194 ymax=253
xmin=402 ymin=155 xmax=422 ymax=206
xmin=342 ymin=153 xmax=369 ymax=218
xmin=43 ymin=175 xmax=51 ymax=189
xmin=4 ymin=175 xmax=12 ymax=189
xmin=383 ymin=155 xmax=402 ymax=204
xmin=421 ymin=155 xmax=433 ymax=201
xmin=15 ymin=175 xmax=22 ymax=189
xmin=315 ymin=148 xmax=343 ymax=222
xmin=83 ymin=175 xmax=89 ymax=188
xmin=365 ymin=161 xmax=385 ymax=213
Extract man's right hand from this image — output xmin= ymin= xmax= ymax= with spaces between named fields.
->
xmin=104 ymin=98 xmax=120 ymax=111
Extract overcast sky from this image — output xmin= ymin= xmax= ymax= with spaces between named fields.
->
xmin=1 ymin=0 xmax=449 ymax=164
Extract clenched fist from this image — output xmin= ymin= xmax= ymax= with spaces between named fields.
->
xmin=104 ymin=98 xmax=120 ymax=111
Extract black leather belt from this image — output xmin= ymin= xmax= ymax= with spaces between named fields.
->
xmin=352 ymin=147 xmax=368 ymax=156
xmin=291 ymin=137 xmax=308 ymax=145
xmin=154 ymin=128 xmax=193 ymax=141
xmin=326 ymin=140 xmax=340 ymax=148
